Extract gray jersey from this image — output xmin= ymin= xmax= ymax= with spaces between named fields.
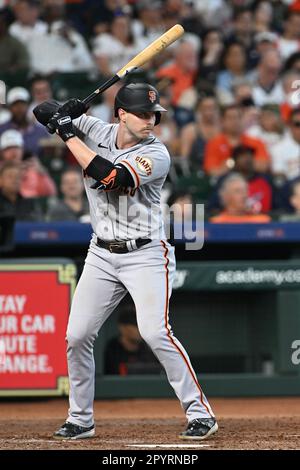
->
xmin=74 ymin=115 xmax=170 ymax=241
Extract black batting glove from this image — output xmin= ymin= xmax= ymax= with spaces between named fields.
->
xmin=55 ymin=115 xmax=75 ymax=142
xmin=46 ymin=98 xmax=89 ymax=134
xmin=59 ymin=98 xmax=89 ymax=119
xmin=32 ymin=100 xmax=61 ymax=126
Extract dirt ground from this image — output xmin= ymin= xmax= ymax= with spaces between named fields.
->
xmin=0 ymin=397 xmax=300 ymax=450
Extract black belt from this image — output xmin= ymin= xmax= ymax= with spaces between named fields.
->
xmin=96 ymin=237 xmax=151 ymax=254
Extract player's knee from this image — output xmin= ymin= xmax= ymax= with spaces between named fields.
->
xmin=66 ymin=332 xmax=94 ymax=350
xmin=139 ymin=327 xmax=162 ymax=347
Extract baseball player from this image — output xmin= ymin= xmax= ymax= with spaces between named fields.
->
xmin=33 ymin=83 xmax=218 ymax=441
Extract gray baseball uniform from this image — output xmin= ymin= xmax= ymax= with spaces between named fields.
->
xmin=66 ymin=115 xmax=215 ymax=427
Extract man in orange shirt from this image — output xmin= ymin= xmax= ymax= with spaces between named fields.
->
xmin=204 ymin=104 xmax=270 ymax=177
xmin=156 ymin=40 xmax=198 ymax=107
xmin=210 ymin=173 xmax=271 ymax=223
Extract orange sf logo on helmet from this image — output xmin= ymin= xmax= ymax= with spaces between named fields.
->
xmin=148 ymin=91 xmax=156 ymax=103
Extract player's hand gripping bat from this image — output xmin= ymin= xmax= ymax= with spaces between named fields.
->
xmin=45 ymin=24 xmax=185 ymax=133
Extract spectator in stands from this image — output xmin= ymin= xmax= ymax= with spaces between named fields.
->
xmin=270 ymin=0 xmax=287 ymax=31
xmin=279 ymin=70 xmax=300 ymax=123
xmin=0 ymin=129 xmax=56 ymax=198
xmin=47 ymin=167 xmax=89 ymax=222
xmin=86 ymin=0 xmax=128 ymax=37
xmin=90 ymin=82 xmax=122 ymax=123
xmin=231 ymin=79 xmax=259 ymax=131
xmin=28 ymin=75 xmax=53 ymax=121
xmin=0 ymin=87 xmax=49 ymax=156
xmin=152 ymin=88 xmax=179 ymax=155
xmin=104 ymin=303 xmax=160 ymax=375
xmin=284 ymin=50 xmax=300 ymax=75
xmin=226 ymin=7 xmax=255 ymax=68
xmin=93 ymin=14 xmax=142 ymax=78
xmin=204 ymin=104 xmax=270 ymax=178
xmin=253 ymin=1 xmax=274 ymax=34
xmin=27 ymin=0 xmax=94 ymax=74
xmin=167 ymin=190 xmax=194 ymax=224
xmin=43 ymin=0 xmax=68 ymax=25
xmin=156 ymin=40 xmax=199 ymax=108
xmin=162 ymin=1 xmax=201 ymax=53
xmin=9 ymin=0 xmax=47 ymax=43
xmin=0 ymin=7 xmax=29 ymax=73
xmin=277 ymin=9 xmax=300 ymax=60
xmin=192 ymin=0 xmax=230 ymax=31
xmin=179 ymin=95 xmax=220 ymax=170
xmin=209 ymin=173 xmax=271 ymax=223
xmin=280 ymin=179 xmax=300 ymax=221
xmin=254 ymin=31 xmax=278 ymax=58
xmin=131 ymin=0 xmax=165 ymax=47
xmin=232 ymin=80 xmax=254 ymax=107
xmin=208 ymin=145 xmax=273 ymax=215
xmin=64 ymin=0 xmax=90 ymax=35
xmin=238 ymin=103 xmax=260 ymax=133
xmin=270 ymin=108 xmax=300 ymax=182
xmin=247 ymin=104 xmax=285 ymax=156
xmin=252 ymin=49 xmax=284 ymax=106
xmin=175 ymin=1 xmax=203 ymax=40
xmin=0 ymin=161 xmax=42 ymax=221
xmin=217 ymin=42 xmax=249 ymax=96
xmin=36 ymin=136 xmax=69 ymax=188
xmin=163 ymin=0 xmax=183 ymax=19
xmin=198 ymin=28 xmax=224 ymax=86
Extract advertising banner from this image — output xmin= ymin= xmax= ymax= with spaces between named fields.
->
xmin=173 ymin=261 xmax=300 ymax=291
xmin=0 ymin=260 xmax=76 ymax=396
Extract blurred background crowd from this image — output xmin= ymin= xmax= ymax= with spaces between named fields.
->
xmin=2 ymin=0 xmax=300 ymax=224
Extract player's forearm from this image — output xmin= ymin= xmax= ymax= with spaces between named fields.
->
xmin=65 ymin=137 xmax=97 ymax=169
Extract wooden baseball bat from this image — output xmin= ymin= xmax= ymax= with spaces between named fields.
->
xmin=82 ymin=24 xmax=185 ymax=105
xmin=47 ymin=24 xmax=184 ymax=133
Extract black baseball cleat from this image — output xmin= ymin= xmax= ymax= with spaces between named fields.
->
xmin=179 ymin=417 xmax=218 ymax=440
xmin=53 ymin=421 xmax=95 ymax=440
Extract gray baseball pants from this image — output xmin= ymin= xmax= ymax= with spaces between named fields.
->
xmin=66 ymin=238 xmax=215 ymax=427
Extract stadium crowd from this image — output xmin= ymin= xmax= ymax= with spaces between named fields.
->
xmin=2 ymin=0 xmax=300 ymax=223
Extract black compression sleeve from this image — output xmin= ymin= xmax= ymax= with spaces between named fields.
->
xmin=114 ymin=164 xmax=135 ymax=188
xmin=86 ymin=154 xmax=134 ymax=190
xmin=85 ymin=154 xmax=114 ymax=180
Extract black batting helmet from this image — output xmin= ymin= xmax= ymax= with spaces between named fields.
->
xmin=114 ymin=82 xmax=167 ymax=126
